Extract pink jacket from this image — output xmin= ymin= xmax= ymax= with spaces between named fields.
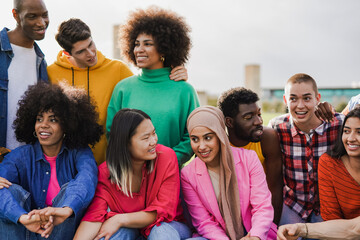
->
xmin=181 ymin=147 xmax=277 ymax=240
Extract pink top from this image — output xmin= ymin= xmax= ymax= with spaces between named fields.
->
xmin=82 ymin=144 xmax=184 ymax=237
xmin=181 ymin=147 xmax=277 ymax=240
xmin=44 ymin=154 xmax=60 ymax=206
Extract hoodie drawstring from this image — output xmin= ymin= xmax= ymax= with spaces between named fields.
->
xmin=71 ymin=67 xmax=74 ymax=86
xmin=71 ymin=67 xmax=90 ymax=101
xmin=87 ymin=67 xmax=90 ymax=100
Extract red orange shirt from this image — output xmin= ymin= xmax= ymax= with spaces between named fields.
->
xmin=319 ymin=153 xmax=360 ymax=220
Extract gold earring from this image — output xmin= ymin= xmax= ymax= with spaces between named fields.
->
xmin=160 ymin=56 xmax=165 ymax=62
xmin=33 ymin=131 xmax=37 ymax=138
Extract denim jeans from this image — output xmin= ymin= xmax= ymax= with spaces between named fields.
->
xmin=0 ymin=183 xmax=81 ymax=240
xmin=100 ymin=220 xmax=200 ymax=240
xmin=279 ymin=203 xmax=323 ymax=240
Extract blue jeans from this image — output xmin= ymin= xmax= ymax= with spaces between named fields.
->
xmin=100 ymin=221 xmax=196 ymax=240
xmin=279 ymin=203 xmax=323 ymax=240
xmin=0 ymin=183 xmax=81 ymax=240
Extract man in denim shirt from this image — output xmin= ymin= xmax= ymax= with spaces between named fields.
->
xmin=0 ymin=0 xmax=49 ymax=149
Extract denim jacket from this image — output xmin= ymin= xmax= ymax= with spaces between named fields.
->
xmin=0 ymin=141 xmax=98 ymax=224
xmin=0 ymin=27 xmax=48 ymax=147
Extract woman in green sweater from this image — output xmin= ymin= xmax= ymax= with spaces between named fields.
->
xmin=106 ymin=6 xmax=200 ymax=166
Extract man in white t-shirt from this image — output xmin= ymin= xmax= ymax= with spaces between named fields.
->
xmin=0 ymin=0 xmax=49 ymax=149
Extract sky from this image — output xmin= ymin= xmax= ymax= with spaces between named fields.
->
xmin=1 ymin=0 xmax=360 ymax=95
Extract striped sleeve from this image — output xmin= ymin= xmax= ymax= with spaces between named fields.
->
xmin=318 ymin=154 xmax=343 ymax=220
xmin=319 ymin=153 xmax=360 ymax=220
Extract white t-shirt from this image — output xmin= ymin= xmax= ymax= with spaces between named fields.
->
xmin=6 ymin=43 xmax=37 ymax=150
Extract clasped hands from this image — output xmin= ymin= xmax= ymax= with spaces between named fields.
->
xmin=0 ymin=177 xmax=73 ymax=238
xmin=19 ymin=206 xmax=73 ymax=238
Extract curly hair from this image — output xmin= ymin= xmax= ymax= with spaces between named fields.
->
xmin=218 ymin=87 xmax=259 ymax=118
xmin=120 ymin=6 xmax=191 ymax=68
xmin=13 ymin=82 xmax=103 ymax=149
xmin=55 ymin=18 xmax=92 ymax=54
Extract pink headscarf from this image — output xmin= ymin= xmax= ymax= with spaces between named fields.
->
xmin=187 ymin=106 xmax=244 ymax=240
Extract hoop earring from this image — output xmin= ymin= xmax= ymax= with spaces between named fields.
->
xmin=63 ymin=133 xmax=66 ymax=138
xmin=160 ymin=56 xmax=165 ymax=62
xmin=33 ymin=131 xmax=37 ymax=138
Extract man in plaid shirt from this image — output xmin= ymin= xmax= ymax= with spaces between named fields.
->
xmin=269 ymin=73 xmax=344 ymax=226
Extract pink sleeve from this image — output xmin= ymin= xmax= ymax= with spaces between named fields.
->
xmin=181 ymin=166 xmax=229 ymax=240
xmin=244 ymin=150 xmax=275 ymax=240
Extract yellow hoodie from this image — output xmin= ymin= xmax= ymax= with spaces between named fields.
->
xmin=47 ymin=50 xmax=133 ymax=164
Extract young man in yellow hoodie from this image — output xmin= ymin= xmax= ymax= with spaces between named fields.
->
xmin=47 ymin=18 xmax=187 ymax=165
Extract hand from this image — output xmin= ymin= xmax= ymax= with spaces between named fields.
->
xmin=277 ymin=223 xmax=304 ymax=240
xmin=41 ymin=216 xmax=55 ymax=239
xmin=94 ymin=214 xmax=124 ymax=240
xmin=26 ymin=209 xmax=54 ymax=238
xmin=0 ymin=177 xmax=12 ymax=189
xmin=28 ymin=207 xmax=73 ymax=226
xmin=169 ymin=65 xmax=188 ymax=81
xmin=314 ymin=101 xmax=335 ymax=122
xmin=19 ymin=213 xmax=53 ymax=237
xmin=240 ymin=233 xmax=260 ymax=240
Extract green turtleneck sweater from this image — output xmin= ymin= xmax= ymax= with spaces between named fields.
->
xmin=106 ymin=68 xmax=200 ymax=165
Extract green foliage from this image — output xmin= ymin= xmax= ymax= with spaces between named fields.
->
xmin=261 ymin=101 xmax=286 ymax=113
xmin=207 ymin=96 xmax=218 ymax=107
xmin=335 ymin=102 xmax=348 ymax=113
xmin=262 ymin=112 xmax=282 ymax=126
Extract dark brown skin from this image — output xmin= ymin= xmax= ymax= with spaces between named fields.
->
xmin=315 ymin=101 xmax=351 ymax=122
xmin=314 ymin=101 xmax=336 ymax=122
xmin=228 ymin=122 xmax=283 ymax=225
xmin=260 ymin=127 xmax=283 ymax=225
xmin=8 ymin=0 xmax=49 ymax=48
xmin=226 ymin=102 xmax=283 ymax=225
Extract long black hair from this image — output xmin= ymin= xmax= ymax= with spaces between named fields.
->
xmin=106 ymin=108 xmax=154 ymax=197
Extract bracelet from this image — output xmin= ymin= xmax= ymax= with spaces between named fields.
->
xmin=304 ymin=223 xmax=308 ymax=238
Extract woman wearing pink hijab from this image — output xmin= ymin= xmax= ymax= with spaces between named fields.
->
xmin=181 ymin=106 xmax=277 ymax=240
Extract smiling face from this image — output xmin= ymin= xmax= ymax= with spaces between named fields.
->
xmin=342 ymin=117 xmax=360 ymax=159
xmin=284 ymin=81 xmax=321 ymax=132
xmin=190 ymin=126 xmax=221 ymax=168
xmin=129 ymin=119 xmax=158 ymax=162
xmin=133 ymin=33 xmax=164 ymax=70
xmin=227 ymin=103 xmax=263 ymax=145
xmin=15 ymin=0 xmax=49 ymax=41
xmin=35 ymin=110 xmax=64 ymax=156
xmin=69 ymin=37 xmax=97 ymax=68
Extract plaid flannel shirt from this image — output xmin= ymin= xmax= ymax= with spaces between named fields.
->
xmin=269 ymin=113 xmax=344 ymax=220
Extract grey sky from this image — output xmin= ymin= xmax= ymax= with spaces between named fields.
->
xmin=2 ymin=0 xmax=360 ymax=95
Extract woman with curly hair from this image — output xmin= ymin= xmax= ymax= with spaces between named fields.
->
xmin=0 ymin=82 xmax=103 ymax=239
xmin=106 ymin=6 xmax=200 ymax=166
xmin=74 ymin=108 xmax=199 ymax=240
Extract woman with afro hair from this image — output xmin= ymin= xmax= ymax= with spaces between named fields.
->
xmin=0 ymin=82 xmax=103 ymax=239
xmin=106 ymin=6 xmax=200 ymax=166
